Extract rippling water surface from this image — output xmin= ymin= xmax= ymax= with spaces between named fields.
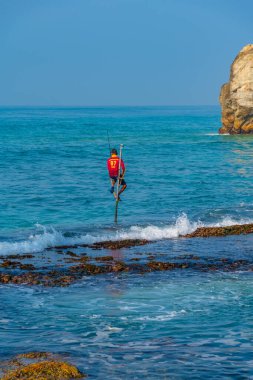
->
xmin=0 ymin=106 xmax=253 ymax=378
xmin=1 ymin=268 xmax=253 ymax=379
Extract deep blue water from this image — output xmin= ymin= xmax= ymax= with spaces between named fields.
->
xmin=0 ymin=106 xmax=253 ymax=378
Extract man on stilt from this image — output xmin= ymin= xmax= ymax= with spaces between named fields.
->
xmin=107 ymin=148 xmax=127 ymax=200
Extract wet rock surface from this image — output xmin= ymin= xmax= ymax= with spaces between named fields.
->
xmin=0 ymin=223 xmax=253 ymax=287
xmin=53 ymin=239 xmax=149 ymax=251
xmin=89 ymin=239 xmax=149 ymax=250
xmin=0 ymin=252 xmax=252 ymax=287
xmin=184 ymin=223 xmax=253 ymax=238
xmin=0 ymin=352 xmax=85 ymax=380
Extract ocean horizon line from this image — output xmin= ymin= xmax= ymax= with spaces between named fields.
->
xmin=0 ymin=104 xmax=219 ymax=109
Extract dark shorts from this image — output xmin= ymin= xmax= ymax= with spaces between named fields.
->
xmin=110 ymin=176 xmax=126 ymax=186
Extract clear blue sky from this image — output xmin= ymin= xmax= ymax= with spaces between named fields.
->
xmin=0 ymin=0 xmax=252 ymax=106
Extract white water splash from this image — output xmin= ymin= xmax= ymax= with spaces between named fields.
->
xmin=210 ymin=216 xmax=253 ymax=227
xmin=0 ymin=225 xmax=97 ymax=256
xmin=0 ymin=214 xmax=252 ymax=256
xmin=114 ymin=213 xmax=199 ymax=240
xmin=205 ymin=133 xmax=230 ymax=136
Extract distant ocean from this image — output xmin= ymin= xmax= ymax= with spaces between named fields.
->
xmin=1 ymin=106 xmax=253 ymax=379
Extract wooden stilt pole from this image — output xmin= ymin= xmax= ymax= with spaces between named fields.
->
xmin=114 ymin=199 xmax=119 ymax=224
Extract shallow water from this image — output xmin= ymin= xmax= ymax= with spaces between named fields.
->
xmin=1 ymin=269 xmax=253 ymax=379
xmin=0 ymin=106 xmax=253 ymax=378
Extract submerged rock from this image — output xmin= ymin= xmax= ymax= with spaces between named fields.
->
xmin=0 ymin=260 xmax=35 ymax=270
xmin=48 ymin=239 xmax=150 ymax=252
xmin=95 ymin=255 xmax=114 ymax=262
xmin=219 ymin=44 xmax=253 ymax=134
xmin=90 ymin=239 xmax=149 ymax=250
xmin=0 ymin=256 xmax=252 ymax=286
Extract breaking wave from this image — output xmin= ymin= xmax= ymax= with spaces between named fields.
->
xmin=0 ymin=214 xmax=252 ymax=256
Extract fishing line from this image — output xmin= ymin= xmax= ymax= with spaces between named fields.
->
xmin=107 ymin=129 xmax=111 ymax=155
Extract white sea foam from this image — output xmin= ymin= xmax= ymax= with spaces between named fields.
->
xmin=209 ymin=216 xmax=253 ymax=227
xmin=136 ymin=309 xmax=186 ymax=321
xmin=105 ymin=326 xmax=123 ymax=332
xmin=0 ymin=214 xmax=252 ymax=256
xmin=205 ymin=133 xmax=230 ymax=136
xmin=0 ymin=319 xmax=10 ymax=324
xmin=0 ymin=225 xmax=97 ymax=256
xmin=114 ymin=213 xmax=199 ymax=241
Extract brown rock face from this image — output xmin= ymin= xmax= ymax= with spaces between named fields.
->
xmin=0 ymin=352 xmax=85 ymax=380
xmin=219 ymin=44 xmax=253 ymax=134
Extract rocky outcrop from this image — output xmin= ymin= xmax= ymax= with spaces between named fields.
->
xmin=184 ymin=223 xmax=253 ymax=237
xmin=219 ymin=44 xmax=253 ymax=134
xmin=1 ymin=223 xmax=253 ymax=286
xmin=0 ymin=352 xmax=85 ymax=380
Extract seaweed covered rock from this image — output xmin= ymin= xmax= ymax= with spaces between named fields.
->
xmin=90 ymin=239 xmax=149 ymax=250
xmin=0 ymin=352 xmax=85 ymax=380
xmin=184 ymin=223 xmax=253 ymax=238
xmin=219 ymin=44 xmax=253 ymax=134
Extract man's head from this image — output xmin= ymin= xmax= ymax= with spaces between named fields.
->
xmin=111 ymin=148 xmax=118 ymax=155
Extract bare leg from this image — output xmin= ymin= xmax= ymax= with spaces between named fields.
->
xmin=110 ymin=178 xmax=116 ymax=187
xmin=118 ymin=184 xmax=127 ymax=196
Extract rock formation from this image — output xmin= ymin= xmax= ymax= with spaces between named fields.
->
xmin=0 ymin=352 xmax=84 ymax=380
xmin=0 ymin=224 xmax=253 ymax=286
xmin=219 ymin=44 xmax=253 ymax=134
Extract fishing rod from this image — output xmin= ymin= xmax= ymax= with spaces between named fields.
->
xmin=114 ymin=144 xmax=124 ymax=224
xmin=107 ymin=129 xmax=111 ymax=155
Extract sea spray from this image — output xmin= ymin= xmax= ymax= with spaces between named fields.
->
xmin=0 ymin=214 xmax=253 ymax=256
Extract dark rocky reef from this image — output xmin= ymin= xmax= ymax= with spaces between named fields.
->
xmin=55 ymin=238 xmax=149 ymax=251
xmin=90 ymin=239 xmax=149 ymax=250
xmin=184 ymin=223 xmax=253 ymax=238
xmin=0 ymin=223 xmax=253 ymax=287
xmin=0 ymin=255 xmax=252 ymax=287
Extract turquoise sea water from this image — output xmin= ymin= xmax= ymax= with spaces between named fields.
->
xmin=1 ymin=106 xmax=253 ymax=378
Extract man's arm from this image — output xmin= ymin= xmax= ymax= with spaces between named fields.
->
xmin=120 ymin=159 xmax=125 ymax=177
xmin=107 ymin=158 xmax=111 ymax=175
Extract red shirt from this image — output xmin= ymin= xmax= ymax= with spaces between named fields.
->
xmin=107 ymin=154 xmax=125 ymax=177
